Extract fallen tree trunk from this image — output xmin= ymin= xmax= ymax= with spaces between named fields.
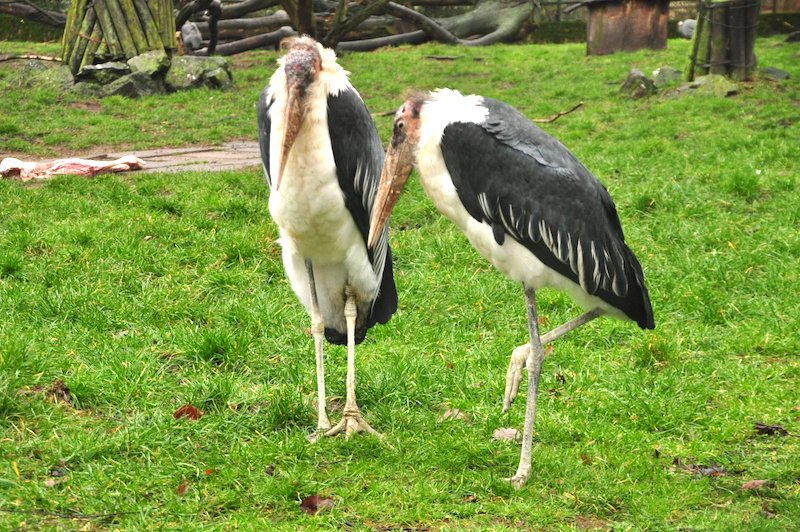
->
xmin=0 ymin=0 xmax=67 ymax=26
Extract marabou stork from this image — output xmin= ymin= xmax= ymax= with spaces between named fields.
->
xmin=368 ymin=89 xmax=654 ymax=487
xmin=257 ymin=37 xmax=397 ymax=438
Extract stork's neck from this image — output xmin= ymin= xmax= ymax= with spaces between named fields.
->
xmin=419 ymin=89 xmax=488 ymax=150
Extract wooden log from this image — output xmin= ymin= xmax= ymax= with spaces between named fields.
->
xmin=101 ymin=0 xmax=139 ymax=58
xmin=709 ymin=0 xmax=728 ymax=75
xmin=118 ymin=0 xmax=150 ymax=52
xmin=132 ymin=0 xmax=164 ymax=49
xmin=728 ymin=0 xmax=747 ymax=80
xmin=150 ymin=0 xmax=177 ymax=50
xmin=80 ymin=18 xmax=103 ymax=70
xmin=691 ymin=0 xmax=712 ymax=77
xmin=69 ymin=8 xmax=96 ymax=74
xmin=62 ymin=0 xmax=89 ymax=63
xmin=743 ymin=0 xmax=760 ymax=79
xmin=93 ymin=0 xmax=125 ymax=58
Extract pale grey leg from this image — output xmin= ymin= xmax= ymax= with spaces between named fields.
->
xmin=306 ymin=261 xmax=331 ymax=440
xmin=325 ymin=285 xmax=382 ymax=438
xmin=508 ymin=287 xmax=545 ymax=489
xmin=503 ymin=308 xmax=603 ymax=412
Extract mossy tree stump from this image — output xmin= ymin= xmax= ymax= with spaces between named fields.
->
xmin=61 ymin=0 xmax=177 ymax=76
xmin=687 ymin=0 xmax=760 ymax=81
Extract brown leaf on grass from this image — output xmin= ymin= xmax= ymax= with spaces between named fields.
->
xmin=48 ymin=380 xmax=74 ymax=405
xmin=299 ymin=494 xmax=334 ymax=515
xmin=265 ymin=464 xmax=276 ymax=476
xmin=754 ymin=421 xmax=788 ymax=436
xmin=741 ymin=479 xmax=776 ymax=491
xmin=672 ymin=457 xmax=727 ymax=477
xmin=581 ymin=452 xmax=592 ymax=465
xmin=438 ymin=408 xmax=469 ymax=422
xmin=173 ymin=404 xmax=203 ymax=420
xmin=176 ymin=480 xmax=189 ymax=495
xmin=492 ymin=428 xmax=520 ymax=442
xmin=463 ymin=493 xmax=478 ymax=503
xmin=575 ymin=515 xmax=611 ymax=530
xmin=43 ymin=478 xmax=58 ymax=488
xmin=544 ymin=344 xmax=554 ymax=357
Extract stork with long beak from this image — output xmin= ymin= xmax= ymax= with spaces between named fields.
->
xmin=369 ymin=89 xmax=654 ymax=487
xmin=258 ymin=37 xmax=397 ymax=439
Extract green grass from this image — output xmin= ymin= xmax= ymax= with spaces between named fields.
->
xmin=1 ymin=37 xmax=799 ymax=528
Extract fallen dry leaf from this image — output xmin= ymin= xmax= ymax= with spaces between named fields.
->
xmin=438 ymin=408 xmax=468 ymax=422
xmin=299 ymin=494 xmax=334 ymax=515
xmin=672 ymin=457 xmax=728 ymax=477
xmin=173 ymin=404 xmax=203 ymax=420
xmin=176 ymin=480 xmax=190 ymax=495
xmin=741 ymin=479 xmax=775 ymax=491
xmin=265 ymin=464 xmax=276 ymax=476
xmin=43 ymin=478 xmax=57 ymax=488
xmin=463 ymin=493 xmax=478 ymax=503
xmin=754 ymin=422 xmax=788 ymax=436
xmin=48 ymin=380 xmax=74 ymax=405
xmin=492 ymin=428 xmax=520 ymax=442
xmin=581 ymin=452 xmax=592 ymax=465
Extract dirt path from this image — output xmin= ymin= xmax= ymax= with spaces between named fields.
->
xmin=97 ymin=141 xmax=262 ymax=173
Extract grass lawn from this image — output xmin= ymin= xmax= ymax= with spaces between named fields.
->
xmin=1 ymin=36 xmax=798 ymax=528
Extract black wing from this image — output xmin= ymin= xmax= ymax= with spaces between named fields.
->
xmin=440 ymin=98 xmax=654 ymax=329
xmin=327 ymin=88 xmax=398 ymax=328
xmin=256 ymin=85 xmax=273 ymax=187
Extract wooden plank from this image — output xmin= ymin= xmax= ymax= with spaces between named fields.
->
xmin=132 ymin=0 xmax=164 ymax=49
xmin=117 ymin=0 xmax=150 ymax=52
xmin=94 ymin=0 xmax=124 ymax=58
xmin=102 ymin=0 xmax=139 ymax=58
xmin=728 ymin=0 xmax=747 ymax=80
xmin=61 ymin=0 xmax=89 ymax=63
xmin=80 ymin=16 xmax=103 ymax=71
xmin=150 ymin=0 xmax=177 ymax=51
xmin=709 ymin=1 xmax=728 ymax=75
xmin=69 ymin=8 xmax=96 ymax=74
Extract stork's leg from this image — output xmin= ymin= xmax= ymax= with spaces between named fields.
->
xmin=509 ymin=287 xmax=545 ymax=489
xmin=503 ymin=308 xmax=602 ymax=412
xmin=325 ymin=285 xmax=382 ymax=438
xmin=306 ymin=261 xmax=331 ymax=440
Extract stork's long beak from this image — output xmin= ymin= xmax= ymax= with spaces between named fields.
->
xmin=368 ymin=140 xmax=415 ymax=249
xmin=275 ymin=86 xmax=304 ymax=191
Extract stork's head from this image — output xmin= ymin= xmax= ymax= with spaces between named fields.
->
xmin=276 ymin=37 xmax=322 ymax=190
xmin=368 ymin=93 xmax=427 ymax=249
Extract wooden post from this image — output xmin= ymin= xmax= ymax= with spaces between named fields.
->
xmin=686 ymin=0 xmax=760 ymax=81
xmin=709 ymin=1 xmax=728 ymax=74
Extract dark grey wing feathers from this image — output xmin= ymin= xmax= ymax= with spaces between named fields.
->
xmin=327 ymin=88 xmax=398 ymax=328
xmin=440 ymin=98 xmax=653 ymax=329
xmin=256 ymin=86 xmax=273 ymax=187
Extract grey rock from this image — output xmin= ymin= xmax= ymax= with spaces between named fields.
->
xmin=760 ymin=66 xmax=790 ymax=81
xmin=164 ymin=55 xmax=232 ymax=92
xmin=677 ymin=19 xmax=696 ymax=39
xmin=203 ymin=67 xmax=233 ymax=90
xmin=181 ymin=22 xmax=203 ymax=52
xmin=691 ymin=74 xmax=739 ymax=97
xmin=70 ymin=81 xmax=104 ymax=97
xmin=652 ymin=66 xmax=683 ymax=88
xmin=102 ymin=71 xmax=160 ymax=98
xmin=18 ymin=61 xmax=73 ymax=91
xmin=78 ymin=62 xmax=131 ymax=85
xmin=621 ymin=69 xmax=656 ymax=98
xmin=128 ymin=50 xmax=170 ymax=77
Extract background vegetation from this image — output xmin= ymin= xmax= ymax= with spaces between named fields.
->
xmin=1 ymin=36 xmax=798 ymax=528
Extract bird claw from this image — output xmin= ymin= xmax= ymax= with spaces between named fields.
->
xmin=324 ymin=409 xmax=383 ymax=439
xmin=503 ymin=344 xmax=531 ymax=412
xmin=506 ymin=471 xmax=530 ymax=490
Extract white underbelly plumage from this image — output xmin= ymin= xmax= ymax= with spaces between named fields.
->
xmin=417 ymin=143 xmax=623 ymax=318
xmin=267 ymin=116 xmax=378 ymax=330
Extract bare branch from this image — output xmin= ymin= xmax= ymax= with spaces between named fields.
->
xmin=532 ymin=102 xmax=584 ymax=123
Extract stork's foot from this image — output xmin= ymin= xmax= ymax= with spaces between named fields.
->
xmin=503 ymin=344 xmax=531 ymax=413
xmin=324 ymin=409 xmax=383 ymax=439
xmin=506 ymin=469 xmax=531 ymax=490
xmin=306 ymin=415 xmax=333 ymax=442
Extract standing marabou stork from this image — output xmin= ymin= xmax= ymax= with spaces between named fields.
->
xmin=257 ymin=37 xmax=397 ymax=438
xmin=368 ymin=89 xmax=654 ymax=487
